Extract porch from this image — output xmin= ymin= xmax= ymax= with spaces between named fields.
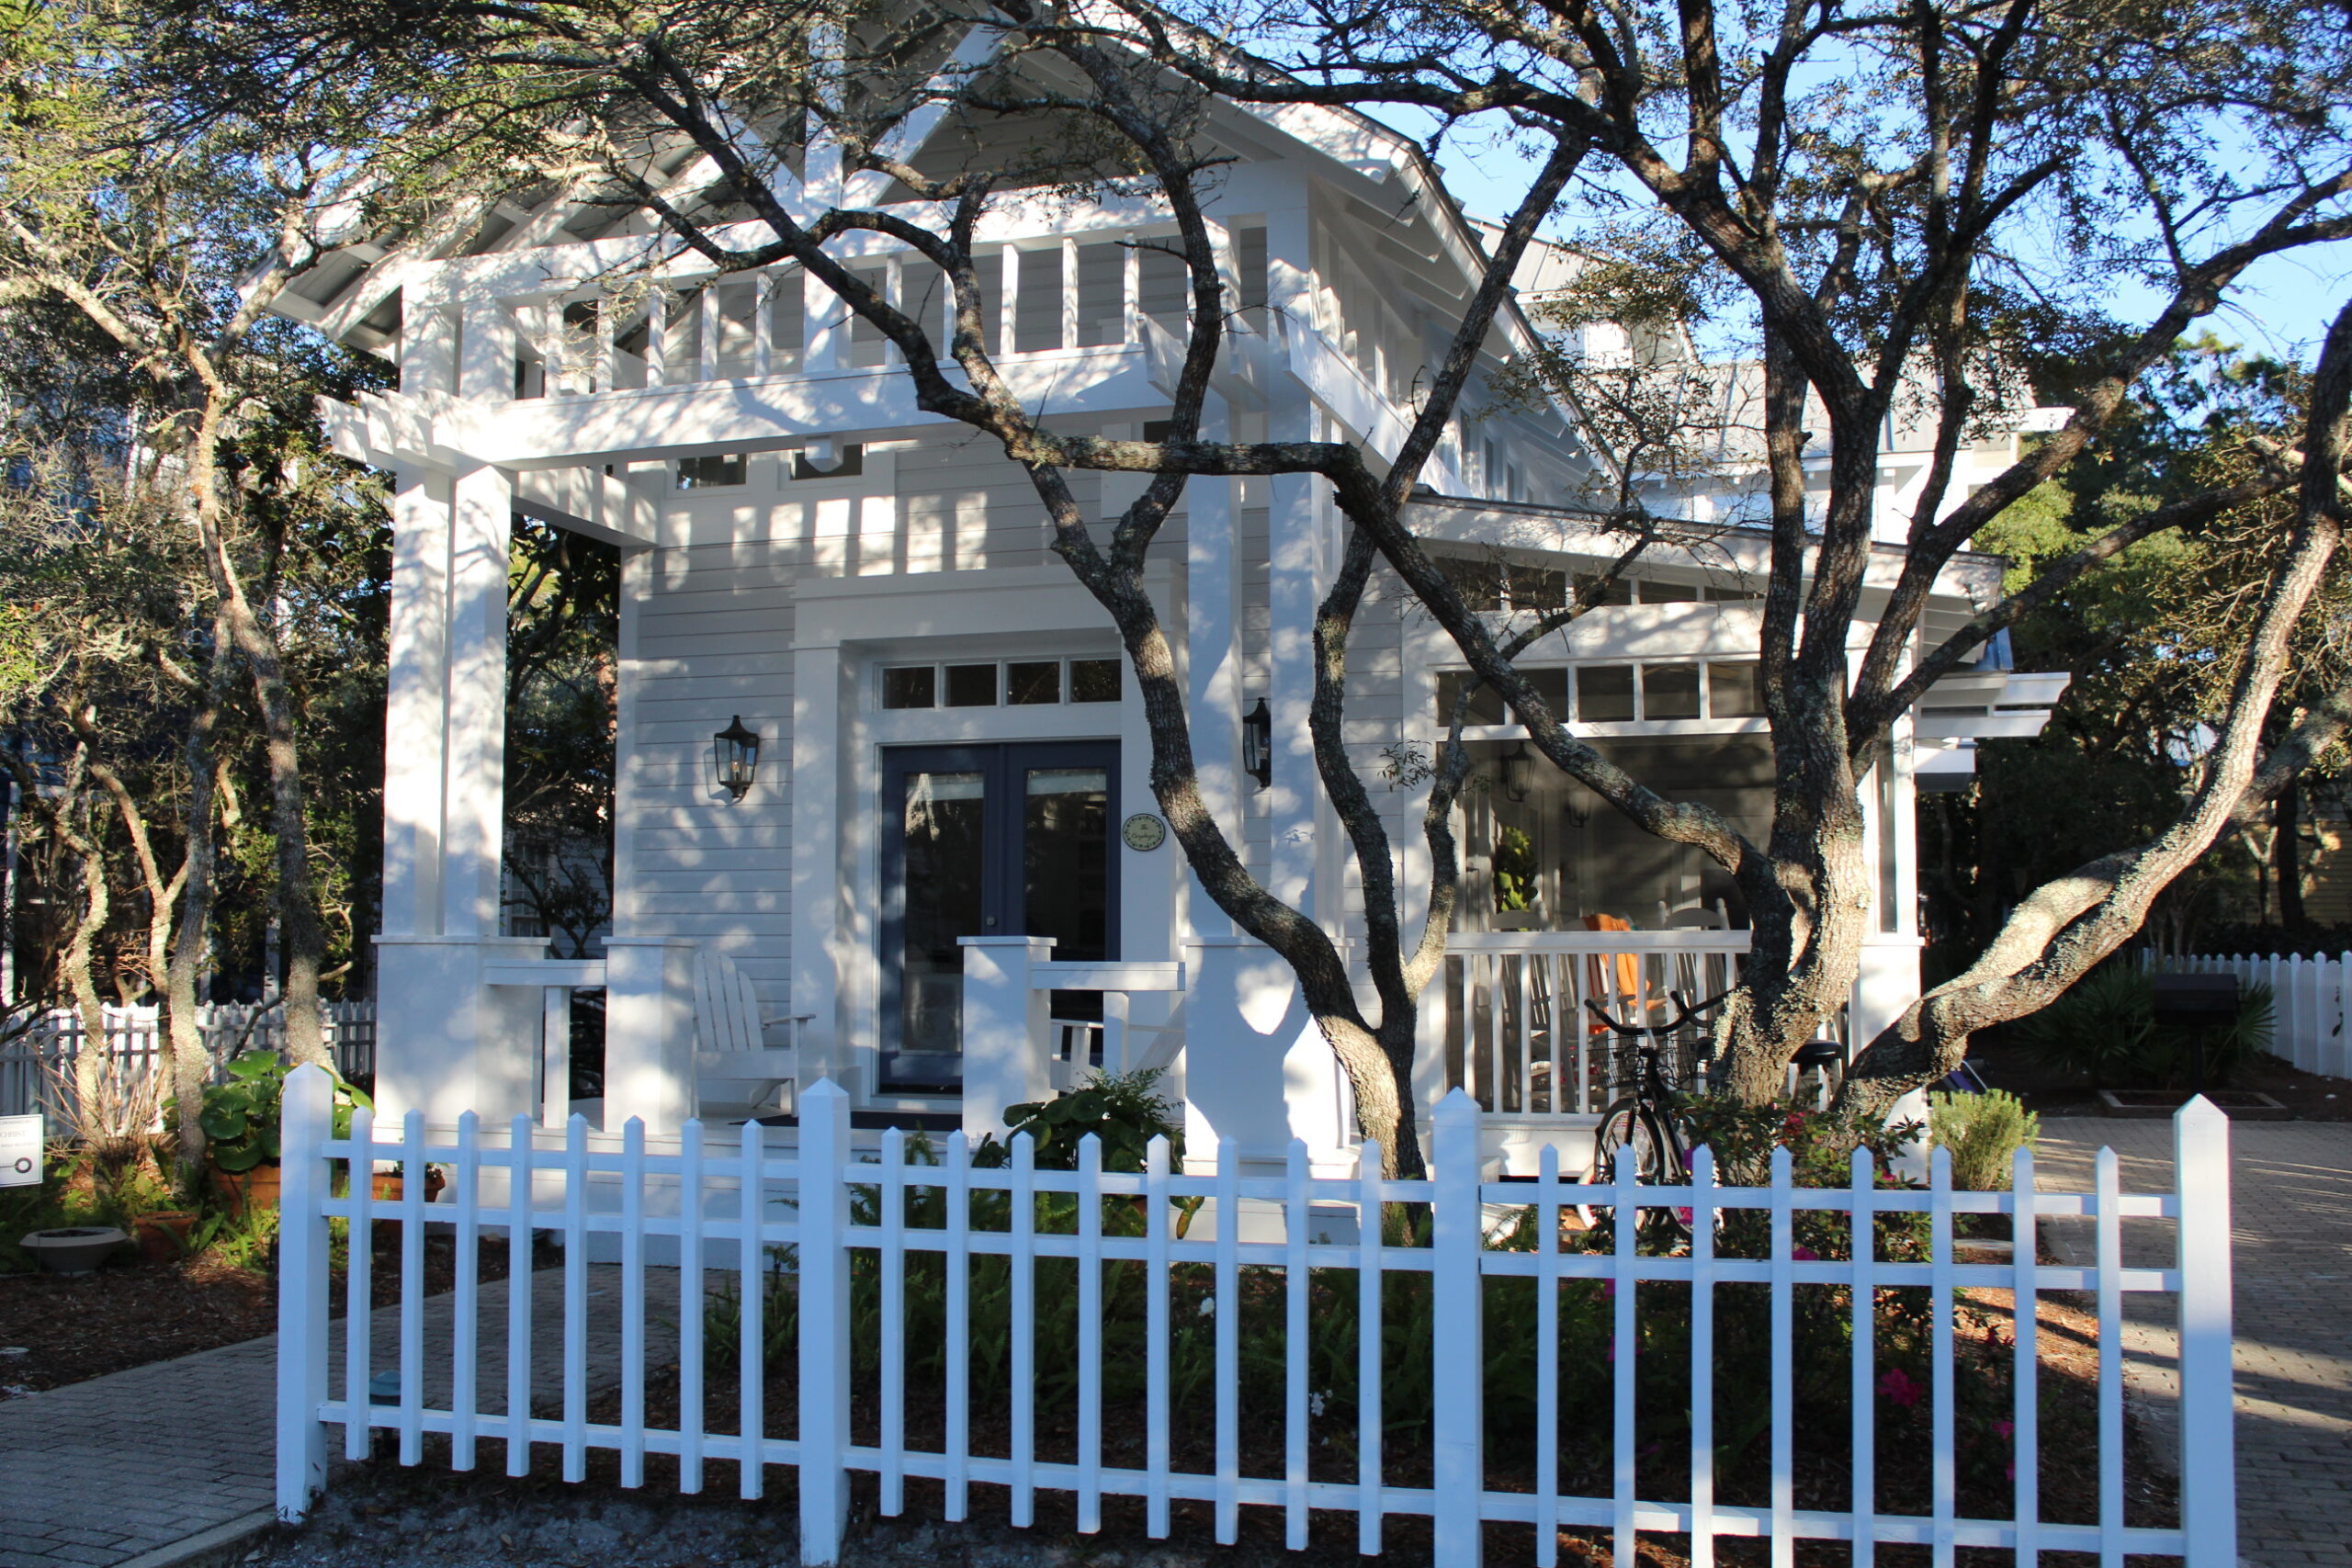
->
xmin=467 ymin=922 xmax=1831 ymax=1179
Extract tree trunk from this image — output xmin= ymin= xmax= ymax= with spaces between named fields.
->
xmin=164 ymin=621 xmax=232 ymax=1178
xmin=63 ymin=826 xmax=107 ymax=1122
xmin=186 ymin=389 xmax=327 ymax=1067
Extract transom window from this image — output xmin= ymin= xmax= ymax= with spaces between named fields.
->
xmin=882 ymin=657 xmax=1123 ymax=710
xmin=1435 ymin=660 xmax=1766 ymax=725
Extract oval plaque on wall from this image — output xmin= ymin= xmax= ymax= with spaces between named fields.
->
xmin=1120 ymin=812 xmax=1168 ymax=852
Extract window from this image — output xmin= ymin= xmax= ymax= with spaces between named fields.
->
xmin=1571 ymin=572 xmax=1634 ymax=609
xmin=944 ymin=663 xmax=997 ymax=706
xmin=882 ymin=657 xmax=1124 ymax=710
xmin=1075 ymin=242 xmax=1125 ymax=346
xmin=1709 ymin=662 xmax=1765 ymax=717
xmin=677 ymin=454 xmax=747 ymax=489
xmin=1014 ymin=245 xmax=1064 ymax=354
xmin=1576 ymin=665 xmax=1635 ymax=722
xmin=1433 ymin=669 xmax=1566 ymax=727
xmin=1642 ymin=663 xmax=1702 ymax=719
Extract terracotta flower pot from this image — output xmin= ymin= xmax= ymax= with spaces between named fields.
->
xmin=369 ymin=1168 xmax=447 ymax=1203
xmin=210 ymin=1161 xmax=281 ymax=1216
xmin=134 ymin=1210 xmax=200 ymax=1265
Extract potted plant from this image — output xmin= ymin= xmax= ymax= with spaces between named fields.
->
xmin=198 ymin=1052 xmax=370 ymax=1214
xmin=133 ymin=1210 xmax=200 ymax=1264
xmin=369 ymin=1165 xmax=448 ymax=1203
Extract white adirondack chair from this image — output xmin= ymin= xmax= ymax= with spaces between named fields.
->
xmin=690 ymin=946 xmax=809 ymax=1118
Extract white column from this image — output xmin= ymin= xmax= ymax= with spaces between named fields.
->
xmin=1184 ymin=393 xmax=1243 ymax=938
xmin=1265 ymin=206 xmax=1323 ymax=919
xmin=380 ymin=465 xmax=452 ymax=937
xmin=790 ymin=638 xmax=847 ymax=1087
xmin=958 ymin=936 xmax=1055 ymax=1142
xmin=441 ymin=463 xmax=513 ymax=936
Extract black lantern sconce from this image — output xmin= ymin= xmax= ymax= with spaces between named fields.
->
xmin=712 ymin=715 xmax=762 ymax=802
xmin=1241 ymin=697 xmax=1273 ymax=790
xmin=1498 ymin=739 xmax=1534 ymax=803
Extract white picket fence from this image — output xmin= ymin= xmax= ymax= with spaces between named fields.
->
xmin=276 ymin=1075 xmax=2236 ymax=1568
xmin=2173 ymin=951 xmax=2352 ymax=1078
xmin=0 ymin=1001 xmax=377 ymax=1121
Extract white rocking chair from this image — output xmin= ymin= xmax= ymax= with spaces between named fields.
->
xmin=690 ymin=946 xmax=810 ymax=1119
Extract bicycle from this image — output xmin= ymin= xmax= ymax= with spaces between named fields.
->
xmin=1580 ymin=988 xmax=1724 ymax=1242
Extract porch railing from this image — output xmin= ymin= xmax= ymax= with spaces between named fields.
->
xmin=1437 ymin=931 xmax=1753 ymax=1118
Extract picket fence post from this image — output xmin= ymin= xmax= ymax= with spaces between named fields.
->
xmin=1430 ymin=1089 xmax=1484 ymax=1568
xmin=797 ymin=1078 xmax=853 ymax=1566
xmin=2174 ymin=1097 xmax=2236 ymax=1568
xmin=275 ymin=1064 xmax=334 ymax=1521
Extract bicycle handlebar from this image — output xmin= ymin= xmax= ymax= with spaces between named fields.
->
xmin=1583 ymin=987 xmax=1730 ymax=1043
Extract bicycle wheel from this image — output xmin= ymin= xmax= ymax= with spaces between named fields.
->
xmin=1584 ymin=1103 xmax=1690 ymax=1243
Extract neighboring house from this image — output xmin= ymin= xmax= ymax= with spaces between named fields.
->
xmin=279 ymin=41 xmax=2063 ymax=1172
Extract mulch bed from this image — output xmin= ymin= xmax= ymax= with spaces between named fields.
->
xmin=0 ymin=1251 xmax=276 ymax=1393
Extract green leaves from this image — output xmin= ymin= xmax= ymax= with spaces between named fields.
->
xmin=984 ymin=1067 xmax=1182 ymax=1173
xmin=197 ymin=1050 xmax=368 ymax=1169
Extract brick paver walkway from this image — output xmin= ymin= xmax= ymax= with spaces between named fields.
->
xmin=0 ymin=1267 xmax=684 ymax=1568
xmin=2037 ymin=1116 xmax=2352 ymax=1568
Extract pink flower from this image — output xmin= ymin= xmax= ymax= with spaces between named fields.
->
xmin=1995 ymin=1419 xmax=2014 ymax=1440
xmin=1878 ymin=1368 xmax=1923 ymax=1408
xmin=1792 ymin=1245 xmax=1819 ymax=1261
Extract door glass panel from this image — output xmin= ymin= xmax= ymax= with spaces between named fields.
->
xmin=897 ymin=771 xmax=986 ymax=1081
xmin=1023 ymin=768 xmax=1111 ymax=962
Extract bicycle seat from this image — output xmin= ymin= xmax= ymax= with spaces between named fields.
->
xmin=1791 ymin=1039 xmax=1844 ymax=1069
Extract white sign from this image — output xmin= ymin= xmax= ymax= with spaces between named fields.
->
xmin=0 ymin=1115 xmax=40 ymax=1189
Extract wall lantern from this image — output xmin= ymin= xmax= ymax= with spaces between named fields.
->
xmin=1241 ymin=698 xmax=1273 ymax=790
xmin=1498 ymin=739 xmax=1534 ymax=803
xmin=712 ymin=715 xmax=761 ymax=801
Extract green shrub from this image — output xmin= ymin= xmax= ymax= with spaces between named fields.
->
xmin=2016 ymin=964 xmax=2273 ymax=1088
xmin=988 ymin=1067 xmax=1183 ymax=1171
xmin=188 ymin=1051 xmax=371 ymax=1171
xmin=1928 ymin=1089 xmax=2040 ymax=1190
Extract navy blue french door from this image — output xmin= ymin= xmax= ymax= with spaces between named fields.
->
xmin=877 ymin=741 xmax=1118 ymax=1090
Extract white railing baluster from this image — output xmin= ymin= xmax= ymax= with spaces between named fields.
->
xmin=505 ymin=1116 xmax=534 ymax=1476
xmin=2012 ymin=1145 xmax=2039 ymax=1564
xmin=1537 ymin=1142 xmax=1563 ymax=1568
xmin=1770 ymin=1146 xmax=1795 ymax=1568
xmin=2176 ymin=1100 xmax=2235 ymax=1568
xmin=274 ymin=1066 xmax=333 ymax=1522
xmin=1146 ymin=1134 xmax=1172 ymax=1540
xmin=1011 ymin=1131 xmax=1037 ymax=1529
xmin=399 ymin=1109 xmax=428 ymax=1467
xmin=452 ymin=1111 xmax=481 ymax=1472
xmin=345 ymin=1105 xmax=376 ymax=1464
xmin=1690 ymin=1146 xmax=1717 ymax=1568
xmin=621 ymin=1118 xmax=647 ymax=1489
xmin=1609 ymin=1137 xmax=1636 ymax=1568
xmin=879 ymin=1127 xmax=907 ymax=1518
xmin=2096 ymin=1146 xmax=2123 ymax=1568
xmin=562 ymin=1114 xmax=589 ymax=1483
xmin=944 ymin=1129 xmax=972 ymax=1524
xmin=797 ymin=1080 xmax=853 ymax=1563
xmin=1077 ymin=1133 xmax=1105 ymax=1535
xmin=680 ymin=1118 xmax=707 ymax=1494
xmin=1928 ymin=1146 xmax=1954 ymax=1568
xmin=1283 ymin=1137 xmax=1309 ymax=1550
xmin=1849 ymin=1147 xmax=1875 ymax=1568
xmin=738 ymin=1117 xmax=765 ymax=1501
xmin=1213 ymin=1134 xmax=1240 ymax=1546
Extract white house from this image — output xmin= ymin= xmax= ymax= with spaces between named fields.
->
xmin=281 ymin=39 xmax=2063 ymax=1175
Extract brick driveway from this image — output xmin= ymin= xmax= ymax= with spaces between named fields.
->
xmin=0 ymin=1267 xmax=680 ymax=1568
xmin=2037 ymin=1116 xmax=2352 ymax=1568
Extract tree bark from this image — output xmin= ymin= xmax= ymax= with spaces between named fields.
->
xmin=164 ymin=618 xmax=232 ymax=1177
